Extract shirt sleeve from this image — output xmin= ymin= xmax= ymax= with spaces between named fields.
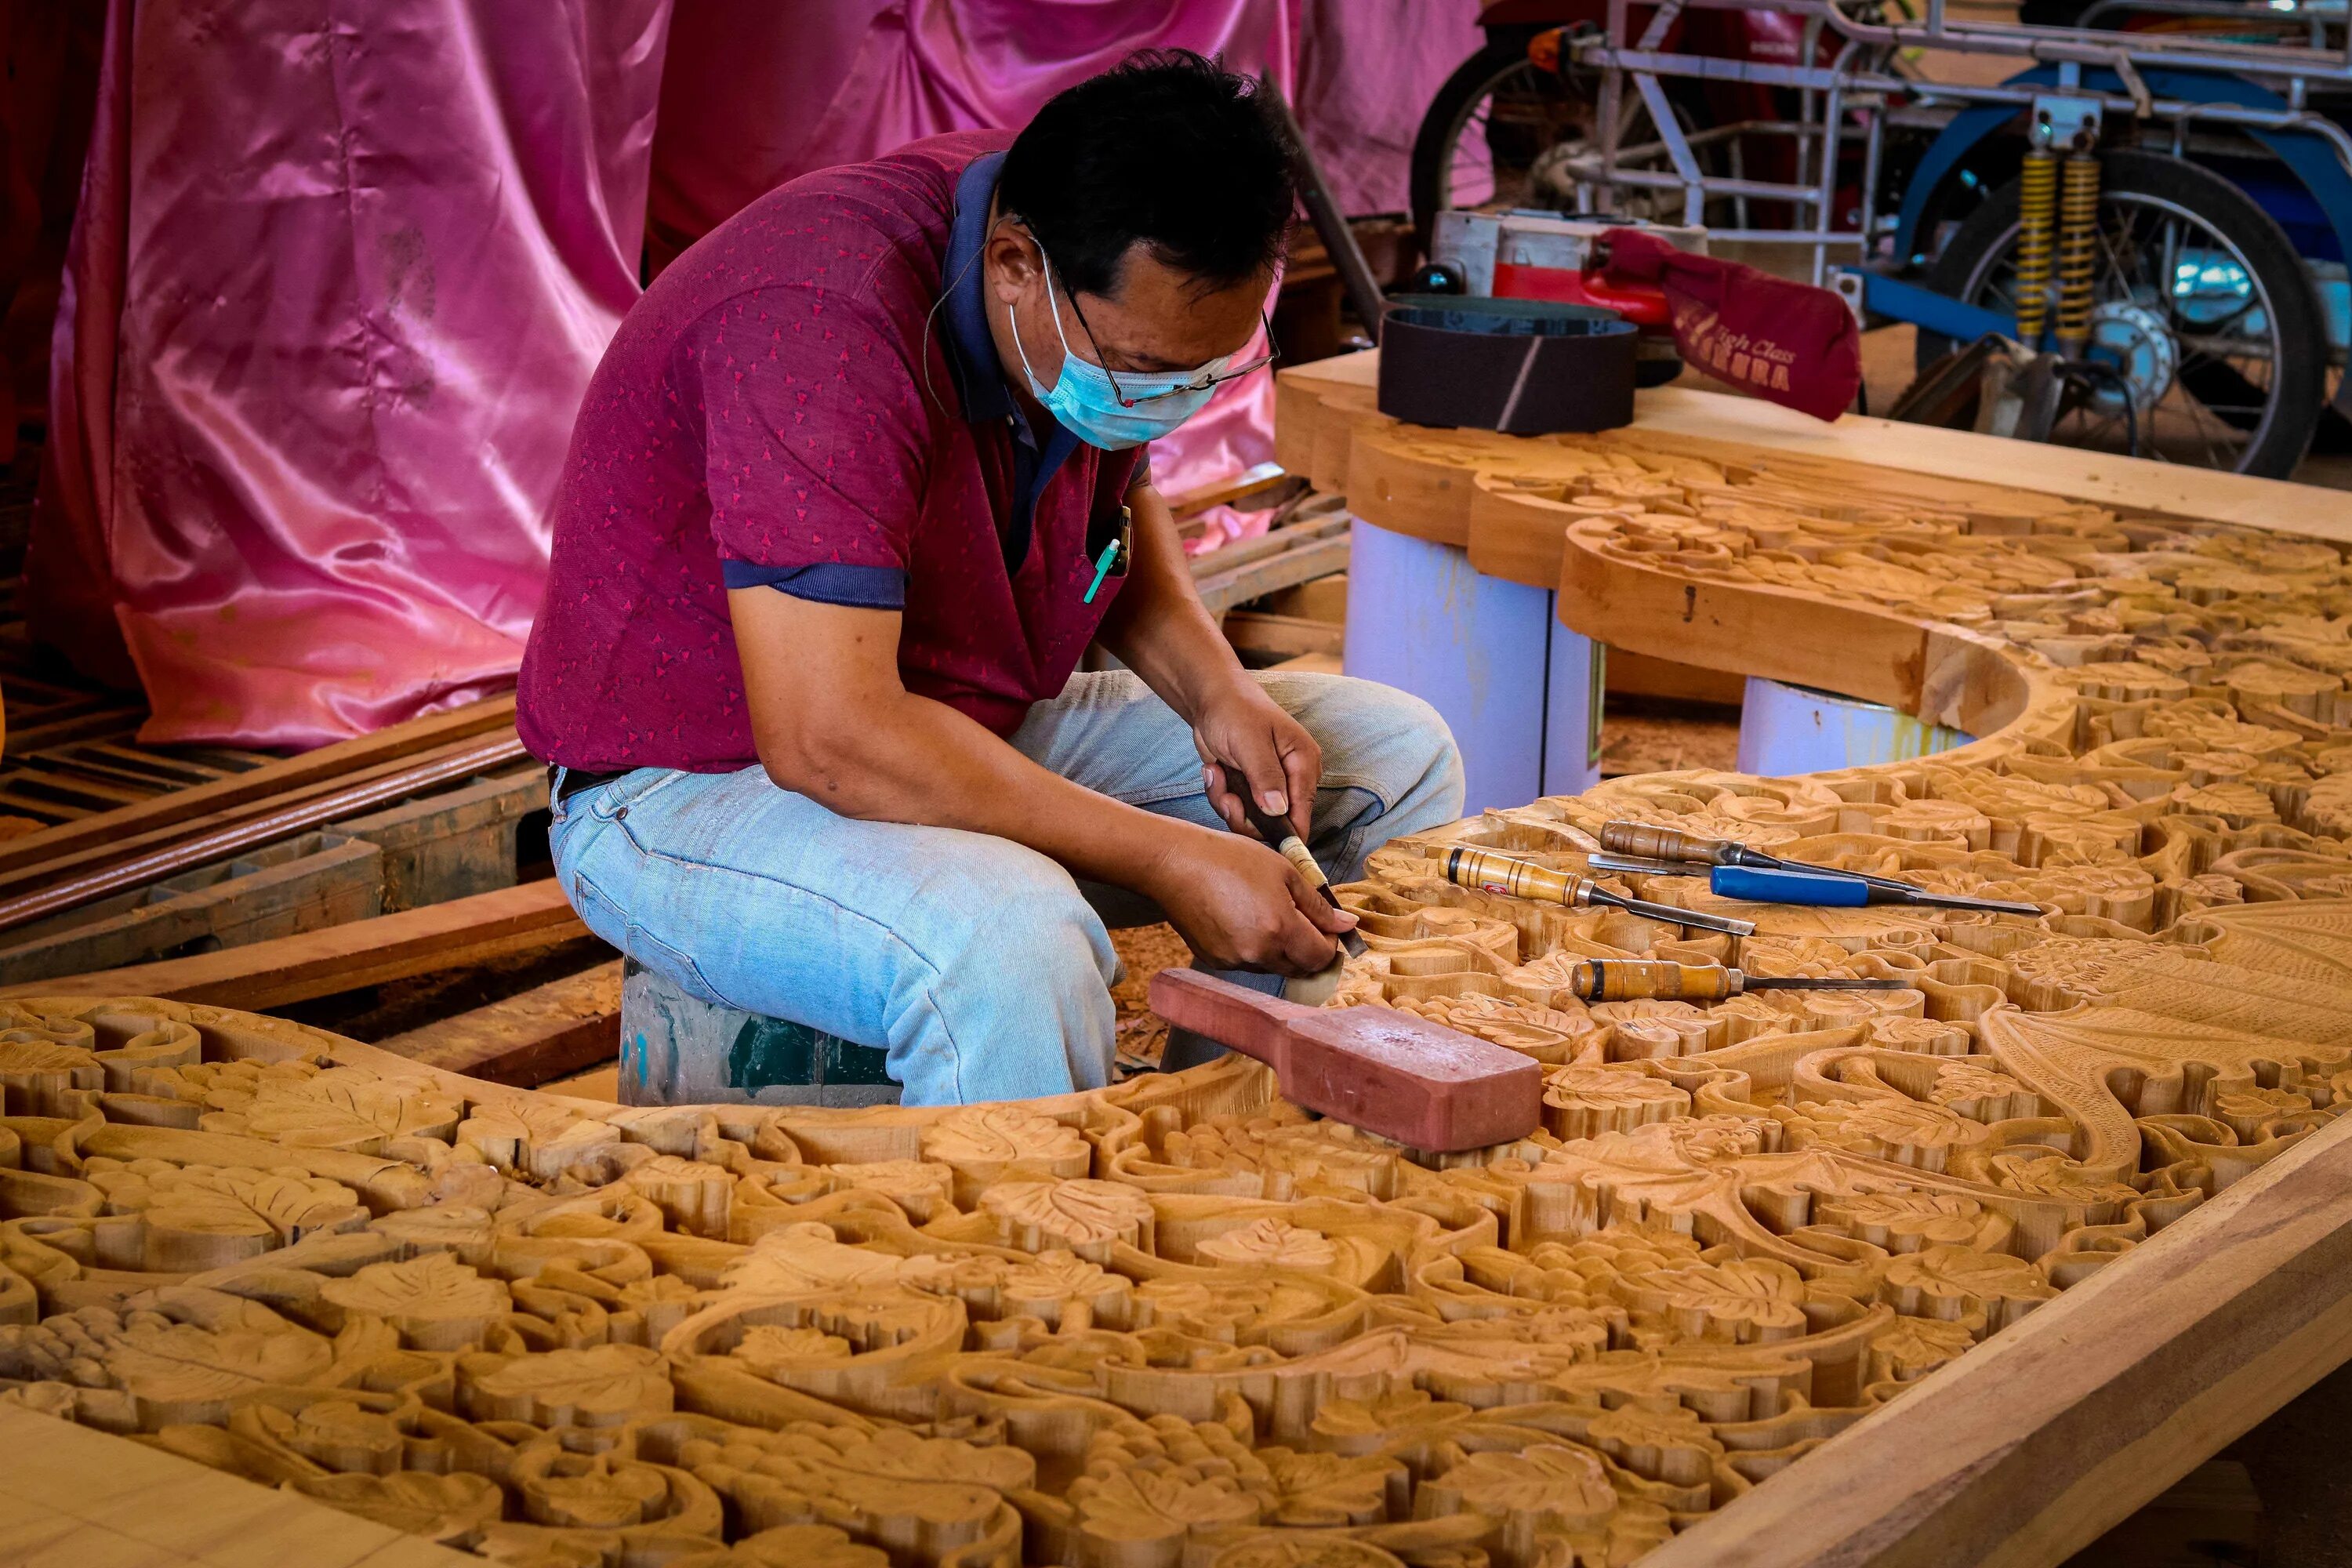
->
xmin=686 ymin=281 xmax=930 ymax=610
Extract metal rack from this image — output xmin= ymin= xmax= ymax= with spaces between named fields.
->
xmin=1561 ymin=0 xmax=2352 ymax=281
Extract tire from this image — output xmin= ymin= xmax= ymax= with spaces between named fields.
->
xmin=1410 ymin=38 xmax=1552 ymax=253
xmin=1915 ymin=148 xmax=2325 ymax=477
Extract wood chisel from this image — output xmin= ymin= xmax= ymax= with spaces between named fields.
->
xmin=1558 ymin=958 xmax=1908 ymax=1002
xmin=1239 ymin=799 xmax=1367 ymax=958
xmin=1597 ymin=822 xmax=2043 ymax=916
xmin=1708 ymin=862 xmax=2045 ymax=916
xmin=1440 ymin=846 xmax=1757 ymax=936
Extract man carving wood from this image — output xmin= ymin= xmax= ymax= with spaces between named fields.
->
xmin=517 ymin=52 xmax=1463 ymax=1107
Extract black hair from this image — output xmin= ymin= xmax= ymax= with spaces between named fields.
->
xmin=996 ymin=49 xmax=1298 ymax=299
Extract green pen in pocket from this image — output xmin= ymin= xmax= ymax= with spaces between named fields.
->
xmin=1083 ymin=506 xmax=1133 ymax=604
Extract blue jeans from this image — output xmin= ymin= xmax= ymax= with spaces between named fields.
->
xmin=546 ymin=670 xmax=1463 ymax=1106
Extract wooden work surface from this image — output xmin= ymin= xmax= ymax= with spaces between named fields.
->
xmin=3 ymin=374 xmax=2352 ymax=1566
xmin=1276 ymin=350 xmax=2352 ymax=545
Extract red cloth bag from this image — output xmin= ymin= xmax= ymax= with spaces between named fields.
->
xmin=1600 ymin=227 xmax=1862 ymax=422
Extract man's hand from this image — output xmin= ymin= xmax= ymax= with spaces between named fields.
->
xmin=1192 ymin=676 xmax=1323 ymax=842
xmin=1140 ymin=824 xmax=1354 ymax=975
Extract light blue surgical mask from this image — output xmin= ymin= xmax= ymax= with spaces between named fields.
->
xmin=1010 ymin=267 xmax=1228 ymax=450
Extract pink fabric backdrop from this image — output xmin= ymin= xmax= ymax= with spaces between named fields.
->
xmin=32 ymin=0 xmax=1483 ymax=746
xmin=29 ymin=0 xmax=675 ymax=746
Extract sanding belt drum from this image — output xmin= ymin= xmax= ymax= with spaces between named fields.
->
xmin=1377 ymin=296 xmax=1638 ymax=436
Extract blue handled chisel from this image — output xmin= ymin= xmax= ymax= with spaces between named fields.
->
xmin=1710 ymin=863 xmax=2042 ymax=916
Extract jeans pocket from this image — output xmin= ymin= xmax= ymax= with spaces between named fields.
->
xmin=568 ymin=869 xmax=737 ymax=1011
xmin=588 ymin=768 xmax=684 ymax=822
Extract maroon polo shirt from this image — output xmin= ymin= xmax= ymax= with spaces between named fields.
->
xmin=517 ymin=131 xmax=1146 ymax=772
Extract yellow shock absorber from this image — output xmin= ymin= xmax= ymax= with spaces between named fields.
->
xmin=2056 ymin=152 xmax=2101 ymax=356
xmin=2013 ymin=149 xmax=2058 ymax=347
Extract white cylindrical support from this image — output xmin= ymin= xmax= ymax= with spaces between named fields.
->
xmin=1342 ymin=517 xmax=1600 ymax=814
xmin=1735 ymin=676 xmax=1974 ymax=775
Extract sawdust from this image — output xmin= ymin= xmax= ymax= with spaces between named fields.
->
xmin=1111 ymin=921 xmax=1192 ymax=1074
xmin=1600 ymin=698 xmax=1744 ymax=777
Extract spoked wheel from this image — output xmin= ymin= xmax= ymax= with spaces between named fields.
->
xmin=1916 ymin=149 xmax=2326 ymax=477
xmin=1408 ymin=38 xmax=1692 ymax=254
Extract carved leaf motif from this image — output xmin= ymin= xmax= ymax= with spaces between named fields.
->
xmin=1867 ymin=1314 xmax=1976 ymax=1381
xmin=106 ymin=1318 xmax=336 ymax=1406
xmin=1439 ymin=1443 xmax=1617 ymax=1523
xmin=89 ymin=1161 xmax=365 ymax=1245
xmin=1257 ymin=1447 xmax=1399 ymax=1526
xmin=233 ymin=1069 xmax=462 ymax=1150
xmin=720 ymin=1222 xmax=959 ymax=1295
xmin=467 ymin=1342 xmax=673 ymax=1424
xmin=980 ymin=1179 xmax=1152 ymax=1247
xmin=292 ymin=1471 xmax=506 ymax=1540
xmin=0 ymin=1038 xmax=93 ymax=1073
xmin=698 ymin=1526 xmax=895 ymax=1568
xmin=318 ymin=1252 xmax=510 ymax=1338
xmin=733 ymin=1323 xmax=854 ymax=1377
xmin=920 ymin=1104 xmax=1086 ymax=1166
xmin=1074 ymin=1467 xmax=1263 ymax=1541
xmin=1196 ymin=1218 xmax=1338 ymax=1269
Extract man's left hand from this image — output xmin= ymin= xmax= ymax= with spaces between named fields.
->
xmin=1192 ymin=677 xmax=1321 ymax=842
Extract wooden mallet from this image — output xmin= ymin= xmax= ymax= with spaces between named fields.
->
xmin=1149 ymin=969 xmax=1541 ymax=1151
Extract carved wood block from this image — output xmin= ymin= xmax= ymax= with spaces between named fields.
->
xmin=7 ymin=401 xmax=2352 ymax=1566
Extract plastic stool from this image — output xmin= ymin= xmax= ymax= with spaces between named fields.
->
xmin=615 ymin=960 xmax=902 ymax=1108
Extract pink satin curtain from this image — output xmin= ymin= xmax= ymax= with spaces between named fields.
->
xmin=30 ymin=0 xmax=674 ymax=746
xmin=31 ymin=0 xmax=1478 ymax=747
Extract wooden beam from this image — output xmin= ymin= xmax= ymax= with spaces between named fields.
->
xmin=1639 ymin=1113 xmax=2352 ymax=1568
xmin=2 ymin=879 xmax=589 ymax=1010
xmin=1222 ymin=611 xmax=1345 ymax=661
xmin=0 ymin=696 xmax=517 ymax=877
xmin=1163 ymin=461 xmax=1291 ymax=519
xmin=376 ymin=960 xmax=623 ymax=1087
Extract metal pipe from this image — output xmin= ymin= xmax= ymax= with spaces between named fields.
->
xmin=0 ymin=731 xmax=531 ymax=935
xmin=1263 ymin=83 xmax=1387 ymax=345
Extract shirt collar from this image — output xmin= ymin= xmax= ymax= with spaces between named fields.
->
xmin=944 ymin=151 xmax=1017 ymax=426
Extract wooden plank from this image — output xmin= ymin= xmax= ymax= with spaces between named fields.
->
xmin=0 ymin=879 xmax=587 ymax=1010
xmin=0 ymin=731 xmax=528 ymax=915
xmin=0 ymin=1404 xmax=472 ymax=1567
xmin=1193 ymin=530 xmax=1351 ymax=615
xmin=0 ymin=833 xmax=383 ymax=985
xmin=376 ymin=959 xmax=623 ymax=1086
xmin=1269 ymin=650 xmax=1345 ymax=675
xmin=0 ymin=695 xmax=517 ymax=877
xmin=330 ymin=767 xmax=542 ymax=911
xmin=1163 ymin=461 xmax=1290 ymax=519
xmin=1222 ymin=610 xmax=1345 ymax=660
xmin=1605 ymin=647 xmax=1748 ymax=706
xmin=1259 ymin=573 xmax=1348 ymax=623
xmin=1274 ymin=351 xmax=2352 ymax=542
xmin=1639 ymin=1112 xmax=2352 ymax=1568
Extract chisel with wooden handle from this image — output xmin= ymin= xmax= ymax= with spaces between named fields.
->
xmin=1239 ymin=798 xmax=1367 ymax=957
xmin=1559 ymin=958 xmax=1907 ymax=1003
xmin=1598 ymin=822 xmax=2042 ymax=916
xmin=1441 ymin=847 xmax=1757 ymax=937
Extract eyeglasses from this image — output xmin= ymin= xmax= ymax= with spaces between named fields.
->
xmin=1057 ymin=263 xmax=1281 ymax=408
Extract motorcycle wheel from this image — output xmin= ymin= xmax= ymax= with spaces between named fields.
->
xmin=1915 ymin=149 xmax=2325 ymax=477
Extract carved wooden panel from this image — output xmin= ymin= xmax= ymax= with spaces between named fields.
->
xmin=7 ymin=405 xmax=2352 ymax=1566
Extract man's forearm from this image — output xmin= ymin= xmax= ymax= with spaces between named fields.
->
xmin=1095 ymin=483 xmax=1250 ymax=723
xmin=785 ymin=684 xmax=1196 ymax=892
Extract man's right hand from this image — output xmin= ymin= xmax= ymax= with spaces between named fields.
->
xmin=1142 ymin=826 xmax=1357 ymax=975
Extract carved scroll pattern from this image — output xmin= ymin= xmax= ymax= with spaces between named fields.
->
xmin=2 ymin=443 xmax=2350 ymax=1567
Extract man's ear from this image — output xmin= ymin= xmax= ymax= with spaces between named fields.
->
xmin=985 ymin=223 xmax=1042 ymax=306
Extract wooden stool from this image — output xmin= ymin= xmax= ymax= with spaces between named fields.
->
xmin=615 ymin=959 xmax=902 ymax=1107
